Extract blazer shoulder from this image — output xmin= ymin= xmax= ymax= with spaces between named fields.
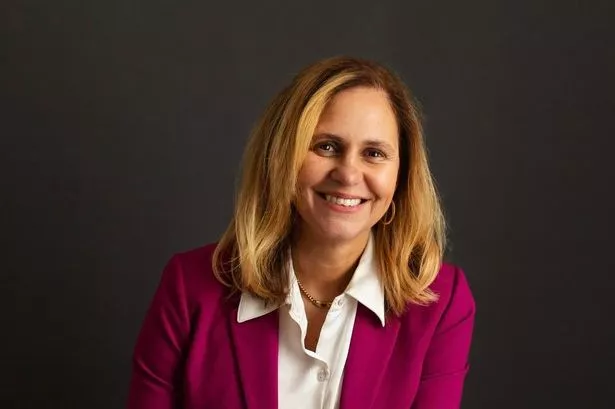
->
xmin=160 ymin=242 xmax=229 ymax=305
xmin=430 ymin=262 xmax=473 ymax=295
xmin=403 ymin=263 xmax=475 ymax=322
xmin=426 ymin=262 xmax=476 ymax=322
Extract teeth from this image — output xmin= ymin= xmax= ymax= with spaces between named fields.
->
xmin=325 ymin=195 xmax=362 ymax=207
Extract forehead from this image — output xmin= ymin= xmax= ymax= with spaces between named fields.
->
xmin=315 ymin=86 xmax=398 ymax=143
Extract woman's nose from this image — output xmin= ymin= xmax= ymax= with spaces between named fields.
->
xmin=330 ymin=157 xmax=362 ymax=185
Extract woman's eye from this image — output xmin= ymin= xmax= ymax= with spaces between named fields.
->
xmin=315 ymin=142 xmax=337 ymax=154
xmin=366 ymin=149 xmax=386 ymax=158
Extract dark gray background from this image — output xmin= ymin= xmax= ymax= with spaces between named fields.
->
xmin=2 ymin=0 xmax=614 ymax=408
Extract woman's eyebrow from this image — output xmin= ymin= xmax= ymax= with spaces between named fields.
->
xmin=313 ymin=132 xmax=344 ymax=142
xmin=363 ymin=140 xmax=396 ymax=152
xmin=314 ymin=133 xmax=396 ymax=151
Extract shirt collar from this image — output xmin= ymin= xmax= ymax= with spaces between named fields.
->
xmin=343 ymin=233 xmax=385 ymax=326
xmin=237 ymin=232 xmax=385 ymax=326
xmin=236 ymin=290 xmax=279 ymax=323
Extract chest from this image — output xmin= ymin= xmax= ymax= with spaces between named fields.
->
xmin=181 ymin=304 xmax=426 ymax=409
xmin=278 ymin=298 xmax=358 ymax=409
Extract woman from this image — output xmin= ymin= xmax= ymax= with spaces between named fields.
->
xmin=127 ymin=56 xmax=475 ymax=409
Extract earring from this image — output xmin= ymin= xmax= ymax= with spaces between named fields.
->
xmin=382 ymin=201 xmax=396 ymax=225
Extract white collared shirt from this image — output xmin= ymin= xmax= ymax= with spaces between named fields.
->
xmin=237 ymin=234 xmax=385 ymax=409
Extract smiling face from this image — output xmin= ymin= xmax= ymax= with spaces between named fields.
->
xmin=294 ymin=86 xmax=400 ymax=246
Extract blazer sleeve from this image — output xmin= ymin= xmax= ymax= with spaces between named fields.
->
xmin=411 ymin=266 xmax=476 ymax=409
xmin=127 ymin=256 xmax=191 ymax=409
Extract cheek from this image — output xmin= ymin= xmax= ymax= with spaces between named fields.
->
xmin=372 ymin=166 xmax=399 ymax=199
xmin=296 ymin=155 xmax=327 ymax=188
xmin=296 ymin=157 xmax=323 ymax=206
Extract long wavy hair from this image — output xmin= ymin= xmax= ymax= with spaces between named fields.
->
xmin=212 ymin=56 xmax=446 ymax=315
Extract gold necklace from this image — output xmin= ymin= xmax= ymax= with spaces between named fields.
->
xmin=296 ymin=278 xmax=333 ymax=309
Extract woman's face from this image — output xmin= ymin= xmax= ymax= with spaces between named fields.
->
xmin=294 ymin=86 xmax=400 ymax=245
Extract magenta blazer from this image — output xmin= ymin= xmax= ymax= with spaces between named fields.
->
xmin=127 ymin=243 xmax=475 ymax=409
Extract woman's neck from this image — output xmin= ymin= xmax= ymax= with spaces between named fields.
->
xmin=290 ymin=228 xmax=370 ymax=301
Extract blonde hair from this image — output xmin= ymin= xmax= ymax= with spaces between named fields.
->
xmin=213 ymin=56 xmax=446 ymax=315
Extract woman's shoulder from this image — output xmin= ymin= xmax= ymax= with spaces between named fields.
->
xmin=156 ymin=242 xmax=230 ymax=306
xmin=403 ymin=262 xmax=475 ymax=326
xmin=430 ymin=263 xmax=474 ymax=303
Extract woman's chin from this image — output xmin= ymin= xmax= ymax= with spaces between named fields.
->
xmin=314 ymin=224 xmax=371 ymax=244
xmin=293 ymin=215 xmax=374 ymax=245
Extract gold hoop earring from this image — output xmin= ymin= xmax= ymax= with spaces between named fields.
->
xmin=382 ymin=201 xmax=396 ymax=225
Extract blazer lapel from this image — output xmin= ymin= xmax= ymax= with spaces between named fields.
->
xmin=339 ymin=304 xmax=401 ymax=409
xmin=229 ymin=307 xmax=279 ymax=409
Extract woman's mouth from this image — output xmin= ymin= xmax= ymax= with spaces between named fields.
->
xmin=318 ymin=193 xmax=368 ymax=208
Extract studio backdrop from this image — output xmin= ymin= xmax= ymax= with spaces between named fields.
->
xmin=1 ymin=0 xmax=614 ymax=408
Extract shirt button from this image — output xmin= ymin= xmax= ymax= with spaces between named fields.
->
xmin=317 ymin=368 xmax=330 ymax=382
xmin=335 ymin=298 xmax=344 ymax=307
